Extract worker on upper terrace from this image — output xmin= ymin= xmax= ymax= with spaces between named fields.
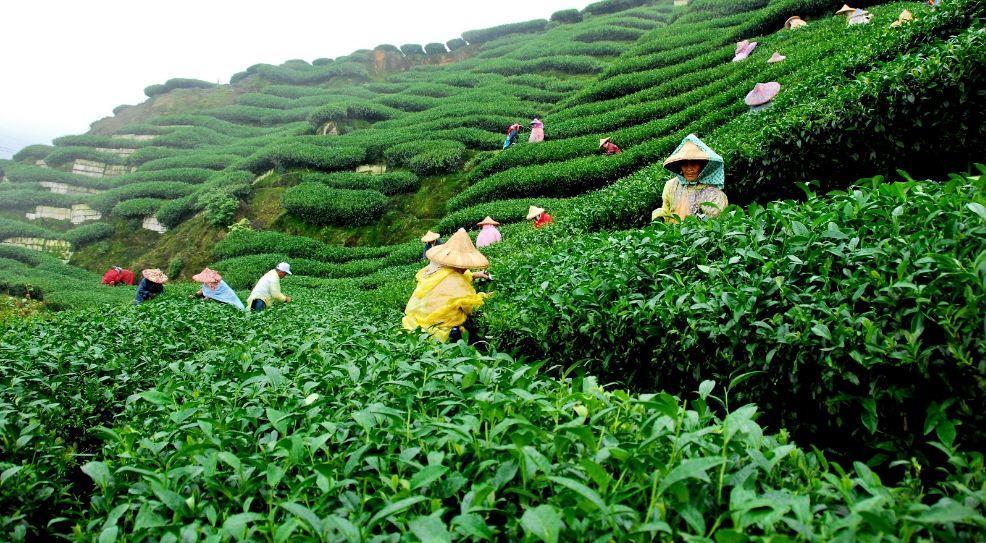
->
xmin=503 ymin=123 xmax=523 ymax=149
xmin=421 ymin=231 xmax=442 ymax=260
xmin=403 ymin=228 xmax=490 ymax=342
xmin=652 ymin=134 xmax=728 ymax=223
xmin=529 ymin=118 xmax=545 ymax=143
xmin=599 ymin=137 xmax=622 ymax=155
xmin=102 ymin=266 xmax=136 ymax=286
xmin=476 ymin=216 xmax=502 ymax=248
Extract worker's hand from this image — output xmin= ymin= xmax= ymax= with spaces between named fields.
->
xmin=473 ymin=271 xmax=491 ymax=280
xmin=285 ymin=296 xmax=292 ymax=303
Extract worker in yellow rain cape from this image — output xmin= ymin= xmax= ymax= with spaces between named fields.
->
xmin=402 ymin=228 xmax=490 ymax=342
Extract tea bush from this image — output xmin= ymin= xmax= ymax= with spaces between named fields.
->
xmin=11 ymin=144 xmax=53 ymax=163
xmin=482 ymin=176 xmax=986 ymax=459
xmin=462 ymin=19 xmax=548 ymax=44
xmin=211 ymin=229 xmax=406 ymax=263
xmin=62 ymin=222 xmax=114 ymax=246
xmin=445 ymin=37 xmax=467 ymax=51
xmin=282 ymin=183 xmax=387 ymax=226
xmin=424 ymin=42 xmax=447 ymax=55
xmin=583 ymin=0 xmax=651 ymax=16
xmin=43 ymin=146 xmax=127 ymax=168
xmin=86 ymin=182 xmax=196 ymax=214
xmin=384 ymin=140 xmax=466 ymax=175
xmin=435 ymin=197 xmax=568 ymax=232
xmin=110 ymin=197 xmax=163 ymax=219
xmin=239 ymin=142 xmax=365 ymax=174
xmin=299 ymin=171 xmax=420 ymax=195
xmin=551 ymin=8 xmax=582 ymax=23
xmin=0 ymin=189 xmax=78 ymax=210
xmin=0 ymin=217 xmax=62 ymax=240
xmin=400 ymin=43 xmax=425 ymax=56
xmin=144 ymin=77 xmax=216 ymax=98
xmin=138 ymin=152 xmax=239 ymax=172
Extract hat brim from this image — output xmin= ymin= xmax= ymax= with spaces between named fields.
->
xmin=526 ymin=207 xmax=545 ymax=220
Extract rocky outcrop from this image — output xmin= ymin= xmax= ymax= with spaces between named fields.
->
xmin=142 ymin=216 xmax=167 ymax=233
xmin=26 ymin=204 xmax=101 ymax=224
xmin=39 ymin=181 xmax=104 ymax=195
xmin=356 ymin=164 xmax=387 ymax=174
xmin=1 ymin=237 xmax=72 ymax=262
xmin=71 ymin=159 xmax=133 ymax=178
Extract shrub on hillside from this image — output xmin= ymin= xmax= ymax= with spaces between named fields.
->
xmin=312 ymin=57 xmax=333 ymax=66
xmin=445 ymin=38 xmax=468 ymax=51
xmin=144 ymin=78 xmax=216 ymax=98
xmin=239 ymin=143 xmax=365 ymax=174
xmin=0 ymin=189 xmax=78 ymax=210
xmin=424 ymin=42 xmax=447 ymax=55
xmin=43 ymin=146 xmax=126 ymax=168
xmin=400 ymin=43 xmax=425 ymax=56
xmin=462 ymin=19 xmax=547 ymax=44
xmin=377 ymin=94 xmax=440 ymax=113
xmin=282 ymin=184 xmax=387 ymax=226
xmin=300 ymin=171 xmax=420 ymax=195
xmin=483 ymin=176 xmax=986 ymax=458
xmin=62 ymin=222 xmax=114 ymax=247
xmin=307 ymin=101 xmax=401 ymax=130
xmin=550 ymin=8 xmax=583 ymax=23
xmin=0 ymin=217 xmax=61 ymax=240
xmin=434 ymin=198 xmax=567 ymax=232
xmin=87 ymin=182 xmax=195 ymax=214
xmin=583 ymin=0 xmax=651 ymax=15
xmin=198 ymin=190 xmax=240 ymax=227
xmin=212 ymin=229 xmax=401 ymax=263
xmin=110 ymin=198 xmax=163 ymax=219
xmin=155 ymin=195 xmax=198 ymax=228
xmin=138 ymin=153 xmax=239 ymax=172
xmin=11 ymin=144 xmax=54 ymax=163
xmin=384 ymin=140 xmax=465 ymax=176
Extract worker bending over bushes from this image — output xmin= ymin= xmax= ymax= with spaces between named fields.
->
xmin=246 ymin=262 xmax=292 ymax=312
xmin=403 ymin=229 xmax=490 ymax=342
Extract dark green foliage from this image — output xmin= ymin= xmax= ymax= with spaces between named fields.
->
xmin=1 ymin=162 xmax=115 ymax=190
xmin=43 ymin=146 xmax=126 ymax=167
xmin=0 ymin=217 xmax=61 ymax=240
xmin=62 ymin=222 xmax=114 ymax=246
xmin=87 ymin=182 xmax=195 ymax=214
xmin=282 ymin=183 xmax=387 ymax=226
xmin=198 ymin=190 xmax=240 ymax=227
xmin=299 ymin=171 xmax=420 ymax=195
xmin=144 ymin=78 xmax=216 ymax=98
xmin=445 ymin=37 xmax=467 ymax=51
xmin=551 ymin=8 xmax=583 ymax=23
xmin=384 ymin=140 xmax=465 ymax=175
xmin=128 ymin=146 xmax=180 ymax=166
xmin=483 ymin=176 xmax=986 ymax=458
xmin=424 ymin=42 xmax=447 ymax=55
xmin=574 ymin=25 xmax=645 ymax=43
xmin=312 ymin=57 xmax=333 ymax=66
xmin=212 ymin=229 xmax=409 ymax=263
xmin=0 ymin=189 xmax=78 ymax=210
xmin=155 ymin=195 xmax=198 ymax=228
xmin=375 ymin=44 xmax=400 ymax=54
xmin=462 ymin=19 xmax=548 ymax=44
xmin=239 ymin=142 xmax=365 ymax=174
xmin=138 ymin=153 xmax=239 ymax=172
xmin=12 ymin=145 xmax=54 ymax=163
xmin=307 ymin=101 xmax=401 ymax=129
xmin=377 ymin=93 xmax=440 ymax=112
xmin=400 ymin=44 xmax=425 ymax=56
xmin=115 ymin=168 xmax=215 ymax=186
xmin=583 ymin=0 xmax=651 ymax=15
xmin=245 ymin=61 xmax=370 ymax=85
xmin=110 ymin=198 xmax=163 ymax=219
xmin=51 ymin=134 xmax=150 ymax=150
xmin=475 ymin=55 xmax=603 ymax=76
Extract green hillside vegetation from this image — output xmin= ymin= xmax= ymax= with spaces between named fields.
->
xmin=1 ymin=0 xmax=984 ymax=540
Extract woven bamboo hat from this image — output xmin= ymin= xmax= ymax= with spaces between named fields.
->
xmin=425 ymin=228 xmax=489 ymax=269
xmin=191 ymin=267 xmax=222 ymax=285
xmin=785 ymin=16 xmax=807 ymax=29
xmin=420 ymin=231 xmax=440 ymax=243
xmin=836 ymin=4 xmax=856 ymax=16
xmin=599 ymin=137 xmax=611 ymax=148
xmin=767 ymin=52 xmax=787 ymax=63
xmin=663 ymin=140 xmax=709 ymax=171
xmin=477 ymin=216 xmax=500 ymax=226
xmin=142 ymin=268 xmax=168 ymax=284
xmin=526 ymin=206 xmax=546 ymax=220
xmin=891 ymin=9 xmax=913 ymax=26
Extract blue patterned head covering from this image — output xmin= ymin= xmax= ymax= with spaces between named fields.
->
xmin=663 ymin=134 xmax=725 ymax=188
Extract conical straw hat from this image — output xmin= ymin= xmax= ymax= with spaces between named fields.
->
xmin=785 ymin=16 xmax=807 ymax=29
xmin=599 ymin=137 xmax=611 ymax=148
xmin=425 ymin=228 xmax=489 ymax=269
xmin=891 ymin=9 xmax=913 ymax=26
xmin=420 ymin=230 xmax=440 ymax=243
xmin=836 ymin=4 xmax=856 ymax=16
xmin=477 ymin=216 xmax=500 ymax=226
xmin=192 ymin=267 xmax=222 ymax=285
xmin=663 ymin=140 xmax=710 ymax=169
xmin=767 ymin=52 xmax=787 ymax=63
xmin=745 ymin=82 xmax=781 ymax=106
xmin=526 ymin=206 xmax=546 ymax=220
xmin=142 ymin=268 xmax=168 ymax=284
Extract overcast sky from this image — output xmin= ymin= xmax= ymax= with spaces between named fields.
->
xmin=0 ymin=0 xmax=592 ymax=158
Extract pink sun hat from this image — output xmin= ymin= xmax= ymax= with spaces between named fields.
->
xmin=141 ymin=268 xmax=169 ymax=284
xmin=732 ymin=40 xmax=758 ymax=62
xmin=192 ymin=267 xmax=223 ymax=288
xmin=745 ymin=82 xmax=781 ymax=106
xmin=767 ymin=52 xmax=787 ymax=63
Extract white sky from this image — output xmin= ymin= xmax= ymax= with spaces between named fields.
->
xmin=0 ymin=0 xmax=592 ymax=158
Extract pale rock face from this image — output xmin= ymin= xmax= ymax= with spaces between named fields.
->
xmin=71 ymin=159 xmax=134 ymax=178
xmin=26 ymin=204 xmax=102 ymax=224
xmin=142 ymin=216 xmax=167 ymax=233
xmin=1 ymin=237 xmax=73 ymax=262
xmin=39 ymin=181 xmax=103 ymax=196
xmin=356 ymin=164 xmax=387 ymax=174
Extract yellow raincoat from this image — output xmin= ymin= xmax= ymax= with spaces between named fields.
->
xmin=402 ymin=265 xmax=486 ymax=342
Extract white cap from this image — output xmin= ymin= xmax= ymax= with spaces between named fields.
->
xmin=276 ymin=262 xmax=292 ymax=275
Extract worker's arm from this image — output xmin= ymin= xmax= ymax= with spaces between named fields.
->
xmin=652 ymin=179 xmax=676 ymax=221
xmin=269 ymin=275 xmax=288 ymax=302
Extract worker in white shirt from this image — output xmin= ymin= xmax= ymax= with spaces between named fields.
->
xmin=246 ymin=262 xmax=292 ymax=311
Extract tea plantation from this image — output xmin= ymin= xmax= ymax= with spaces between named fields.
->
xmin=1 ymin=0 xmax=984 ymax=540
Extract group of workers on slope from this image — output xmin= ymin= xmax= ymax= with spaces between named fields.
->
xmin=503 ymin=118 xmax=544 ymax=149
xmin=119 ymin=261 xmax=295 ymax=313
xmin=403 ymin=132 xmax=727 ymax=342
